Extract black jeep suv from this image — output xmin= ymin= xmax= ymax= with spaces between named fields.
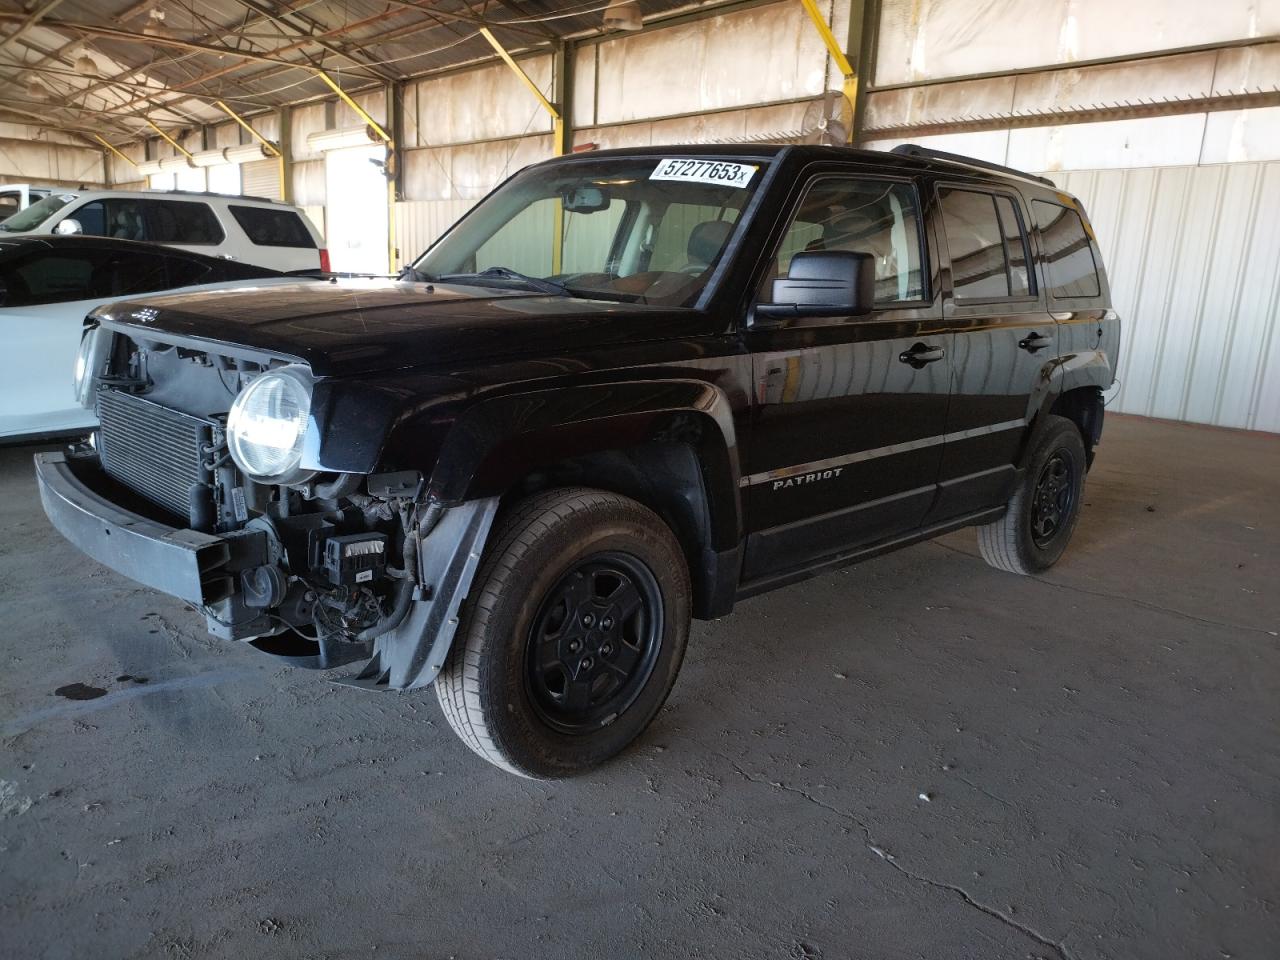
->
xmin=37 ymin=144 xmax=1119 ymax=777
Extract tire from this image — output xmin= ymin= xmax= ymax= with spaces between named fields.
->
xmin=436 ymin=487 xmax=691 ymax=779
xmin=977 ymin=414 xmax=1087 ymax=575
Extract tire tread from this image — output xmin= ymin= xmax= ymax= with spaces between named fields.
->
xmin=436 ymin=487 xmax=687 ymax=778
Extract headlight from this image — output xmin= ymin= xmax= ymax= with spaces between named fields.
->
xmin=226 ymin=365 xmax=315 ymax=483
xmin=73 ymin=326 xmax=97 ymax=405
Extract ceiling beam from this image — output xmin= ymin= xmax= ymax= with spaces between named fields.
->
xmin=64 ymin=0 xmax=329 ymax=104
xmin=376 ymin=0 xmax=553 ymax=43
xmin=97 ymin=6 xmax=411 ymax=121
xmin=0 ymin=13 xmax=387 ymax=79
xmin=0 ymin=0 xmax=68 ymax=54
xmin=226 ymin=0 xmax=395 ymax=80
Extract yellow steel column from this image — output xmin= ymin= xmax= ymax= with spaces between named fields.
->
xmin=213 ymin=100 xmax=287 ymax=201
xmin=213 ymin=100 xmax=282 ymax=157
xmin=146 ymin=119 xmax=196 ymax=160
xmin=479 ymin=27 xmax=567 ymax=273
xmin=93 ymin=134 xmax=137 ymax=170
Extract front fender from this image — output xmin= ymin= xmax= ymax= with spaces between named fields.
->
xmin=426 ymin=378 xmax=744 ymax=550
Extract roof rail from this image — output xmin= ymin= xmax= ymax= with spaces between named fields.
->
xmin=149 ymin=189 xmax=278 ymax=204
xmin=889 ymin=144 xmax=1056 ymax=187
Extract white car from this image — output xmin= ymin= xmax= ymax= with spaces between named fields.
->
xmin=0 ymin=183 xmax=54 ymax=221
xmin=0 ymin=189 xmax=328 ymax=274
xmin=0 ymin=235 xmax=306 ymax=441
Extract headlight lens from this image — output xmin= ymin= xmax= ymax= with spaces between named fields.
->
xmin=226 ymin=365 xmax=314 ymax=482
xmin=73 ymin=326 xmax=96 ymax=404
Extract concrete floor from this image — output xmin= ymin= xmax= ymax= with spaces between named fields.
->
xmin=0 ymin=413 xmax=1276 ymax=960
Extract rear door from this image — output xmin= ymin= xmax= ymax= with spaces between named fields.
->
xmin=143 ymin=199 xmax=227 ymax=256
xmin=927 ymin=184 xmax=1058 ymax=521
xmin=741 ymin=170 xmax=950 ymax=579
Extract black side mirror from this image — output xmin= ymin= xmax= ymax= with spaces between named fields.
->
xmin=755 ymin=250 xmax=875 ymax=321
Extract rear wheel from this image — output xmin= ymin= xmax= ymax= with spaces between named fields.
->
xmin=977 ymin=415 xmax=1086 ymax=575
xmin=436 ymin=488 xmax=690 ymax=778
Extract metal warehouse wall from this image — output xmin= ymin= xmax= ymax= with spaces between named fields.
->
xmin=1052 ymin=162 xmax=1280 ymax=434
xmin=0 ymin=123 xmax=104 ymax=186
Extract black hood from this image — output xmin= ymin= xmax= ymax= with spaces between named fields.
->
xmin=96 ymin=278 xmax=707 ymax=377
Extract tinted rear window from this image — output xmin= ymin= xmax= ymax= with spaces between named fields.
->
xmin=1032 ymin=200 xmax=1101 ymax=299
xmin=148 ymin=200 xmax=225 ymax=245
xmin=229 ymin=206 xmax=315 ymax=248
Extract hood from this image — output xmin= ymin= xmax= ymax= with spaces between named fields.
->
xmin=95 ymin=278 xmax=705 ymax=377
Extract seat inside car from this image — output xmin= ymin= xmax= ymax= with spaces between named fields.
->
xmin=683 ymin=219 xmax=734 ymax=274
xmin=111 ymin=209 xmax=144 ymax=241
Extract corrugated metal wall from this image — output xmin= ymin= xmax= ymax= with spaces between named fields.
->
xmin=1052 ymin=162 xmax=1280 ymax=433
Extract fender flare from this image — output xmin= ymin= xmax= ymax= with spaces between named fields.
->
xmin=425 ymin=378 xmax=744 ymax=551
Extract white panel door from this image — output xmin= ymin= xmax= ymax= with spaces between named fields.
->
xmin=324 ymin=144 xmax=389 ymax=275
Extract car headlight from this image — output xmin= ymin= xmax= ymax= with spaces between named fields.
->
xmin=226 ymin=365 xmax=315 ymax=483
xmin=73 ymin=326 xmax=97 ymax=405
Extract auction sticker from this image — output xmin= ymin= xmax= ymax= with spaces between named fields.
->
xmin=650 ymin=158 xmax=757 ymax=188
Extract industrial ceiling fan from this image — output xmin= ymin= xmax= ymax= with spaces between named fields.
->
xmin=800 ymin=89 xmax=854 ymax=145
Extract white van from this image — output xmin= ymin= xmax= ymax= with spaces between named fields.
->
xmin=0 ymin=183 xmax=53 ymax=221
xmin=0 ymin=189 xmax=328 ymax=273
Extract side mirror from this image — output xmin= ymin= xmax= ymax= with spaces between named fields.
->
xmin=755 ymin=251 xmax=874 ymax=322
xmin=53 ymin=218 xmax=83 ymax=236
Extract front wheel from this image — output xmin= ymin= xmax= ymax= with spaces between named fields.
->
xmin=436 ymin=488 xmax=691 ymax=778
xmin=977 ymin=415 xmax=1087 ymax=575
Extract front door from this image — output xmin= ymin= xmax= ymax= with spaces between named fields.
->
xmin=928 ymin=185 xmax=1059 ymax=520
xmin=741 ymin=173 xmax=951 ymax=580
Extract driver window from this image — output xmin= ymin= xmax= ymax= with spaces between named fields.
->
xmin=763 ymin=178 xmax=925 ymax=305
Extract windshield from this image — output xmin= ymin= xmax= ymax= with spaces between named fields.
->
xmin=0 ymin=192 xmax=75 ymax=232
xmin=412 ymin=157 xmax=765 ymax=306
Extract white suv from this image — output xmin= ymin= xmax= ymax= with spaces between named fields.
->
xmin=0 ymin=189 xmax=328 ymax=273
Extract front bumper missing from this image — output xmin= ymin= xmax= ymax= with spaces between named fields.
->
xmin=35 ymin=450 xmax=500 ymax=692
xmin=35 ymin=451 xmax=239 ymax=606
xmin=339 ymin=497 xmax=498 ymax=691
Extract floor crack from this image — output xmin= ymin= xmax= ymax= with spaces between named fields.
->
xmin=725 ymin=759 xmax=1073 ymax=960
xmin=929 ymin=540 xmax=1276 ymax=637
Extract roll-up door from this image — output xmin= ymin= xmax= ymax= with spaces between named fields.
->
xmin=241 ymin=159 xmax=280 ymax=201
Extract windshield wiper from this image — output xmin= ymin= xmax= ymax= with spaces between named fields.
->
xmin=438 ymin=265 xmax=574 ymax=297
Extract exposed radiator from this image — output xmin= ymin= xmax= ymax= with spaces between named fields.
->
xmin=97 ymin=389 xmax=212 ymax=522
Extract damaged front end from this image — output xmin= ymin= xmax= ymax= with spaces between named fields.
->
xmin=38 ymin=321 xmax=496 ymax=690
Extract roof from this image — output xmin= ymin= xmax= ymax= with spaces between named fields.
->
xmin=537 ymin=143 xmax=1058 ymax=189
xmin=0 ymin=1 xmax=725 ymax=147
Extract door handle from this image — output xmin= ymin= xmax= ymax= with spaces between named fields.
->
xmin=898 ymin=342 xmax=945 ymax=368
xmin=1018 ymin=332 xmax=1055 ymax=352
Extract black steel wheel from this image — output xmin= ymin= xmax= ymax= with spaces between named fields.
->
xmin=525 ymin=553 xmax=663 ymax=734
xmin=1030 ymin=450 xmax=1076 ymax=548
xmin=436 ymin=488 xmax=690 ymax=779
xmin=977 ymin=414 xmax=1087 ymax=575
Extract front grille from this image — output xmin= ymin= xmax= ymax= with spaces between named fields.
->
xmin=97 ymin=389 xmax=212 ymax=521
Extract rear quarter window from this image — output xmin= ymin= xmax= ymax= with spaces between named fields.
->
xmin=229 ymin=206 xmax=316 ymax=248
xmin=1032 ymin=200 xmax=1101 ymax=299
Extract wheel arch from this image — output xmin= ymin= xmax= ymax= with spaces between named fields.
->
xmin=425 ymin=380 xmax=745 ymax=619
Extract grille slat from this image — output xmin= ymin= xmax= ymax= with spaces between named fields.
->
xmin=98 ymin=390 xmax=212 ymax=520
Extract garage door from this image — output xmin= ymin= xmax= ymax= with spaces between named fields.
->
xmin=242 ymin=158 xmax=281 ymax=201
xmin=324 ymin=144 xmax=389 ymax=274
